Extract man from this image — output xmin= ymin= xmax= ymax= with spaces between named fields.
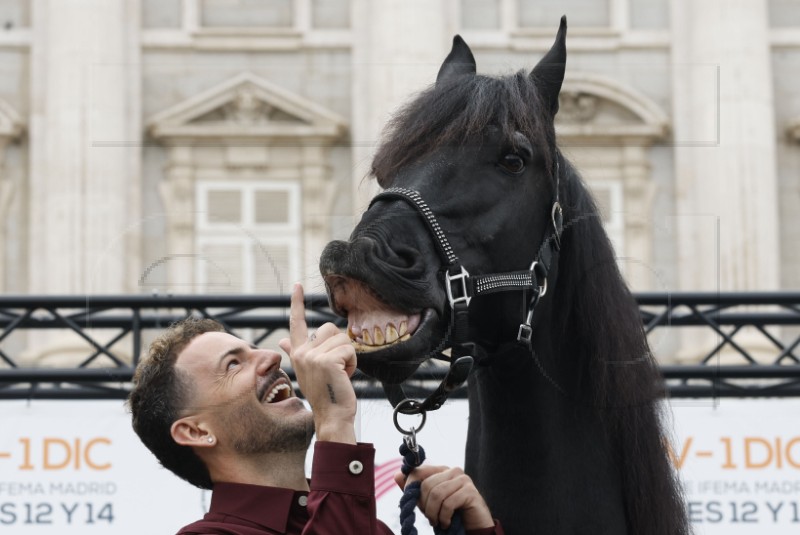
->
xmin=129 ymin=283 xmax=503 ymax=534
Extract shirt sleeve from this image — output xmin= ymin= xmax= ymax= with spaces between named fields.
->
xmin=466 ymin=519 xmax=505 ymax=535
xmin=304 ymin=441 xmax=393 ymax=535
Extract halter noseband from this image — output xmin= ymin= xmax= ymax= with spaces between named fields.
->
xmin=367 ymin=161 xmax=564 ymax=414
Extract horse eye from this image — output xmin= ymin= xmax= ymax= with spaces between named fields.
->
xmin=499 ymin=154 xmax=525 ymax=174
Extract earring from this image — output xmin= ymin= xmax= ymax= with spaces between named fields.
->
xmin=207 ymin=436 xmax=214 ymax=444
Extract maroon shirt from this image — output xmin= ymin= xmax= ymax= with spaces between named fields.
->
xmin=176 ymin=441 xmax=502 ymax=535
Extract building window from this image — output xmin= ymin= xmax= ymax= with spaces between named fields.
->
xmin=460 ymin=0 xmax=501 ymax=30
xmin=768 ymin=0 xmax=800 ymax=28
xmin=311 ymin=0 xmax=350 ymax=29
xmin=195 ymin=181 xmax=300 ymax=294
xmin=201 ymin=0 xmax=293 ymax=28
xmin=518 ymin=0 xmax=610 ymax=28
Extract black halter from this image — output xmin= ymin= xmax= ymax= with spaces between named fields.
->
xmin=368 ymin=164 xmax=564 ymax=414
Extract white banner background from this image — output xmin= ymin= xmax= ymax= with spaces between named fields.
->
xmin=0 ymin=398 xmax=798 ymax=533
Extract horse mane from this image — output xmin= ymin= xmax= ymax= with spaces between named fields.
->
xmin=372 ymin=71 xmax=556 ymax=186
xmin=553 ymin=159 xmax=690 ymax=534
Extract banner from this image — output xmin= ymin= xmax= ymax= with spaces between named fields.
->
xmin=1 ymin=398 xmax=798 ymax=534
xmin=670 ymin=399 xmax=800 ymax=534
xmin=0 ymin=400 xmax=205 ymax=533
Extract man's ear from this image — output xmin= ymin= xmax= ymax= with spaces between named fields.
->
xmin=171 ymin=417 xmax=214 ymax=448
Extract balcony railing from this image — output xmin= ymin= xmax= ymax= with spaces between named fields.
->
xmin=1 ymin=292 xmax=799 ymax=400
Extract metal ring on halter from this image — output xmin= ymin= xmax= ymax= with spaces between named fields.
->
xmin=393 ymin=399 xmax=427 ymax=435
xmin=551 ymin=201 xmax=563 ymax=250
xmin=529 ymin=261 xmax=548 ymax=298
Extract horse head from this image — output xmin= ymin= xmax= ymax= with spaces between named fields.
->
xmin=321 ymin=19 xmax=568 ymax=384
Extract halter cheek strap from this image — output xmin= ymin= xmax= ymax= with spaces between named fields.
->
xmin=370 ymin=185 xmax=563 ymax=349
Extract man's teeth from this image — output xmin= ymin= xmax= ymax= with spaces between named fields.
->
xmin=264 ymin=383 xmax=290 ymax=403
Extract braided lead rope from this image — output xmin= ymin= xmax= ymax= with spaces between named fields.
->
xmin=398 ymin=439 xmax=465 ymax=535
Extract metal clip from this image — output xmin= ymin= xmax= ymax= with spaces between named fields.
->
xmin=517 ymin=290 xmax=539 ymax=347
xmin=403 ymin=426 xmax=421 ymax=466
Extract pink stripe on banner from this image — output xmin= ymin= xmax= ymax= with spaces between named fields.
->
xmin=376 ymin=479 xmax=399 ymax=500
xmin=374 ymin=458 xmax=404 ymax=499
xmin=375 ymin=458 xmax=403 ymax=477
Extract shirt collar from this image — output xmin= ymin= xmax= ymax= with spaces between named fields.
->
xmin=209 ymin=482 xmax=309 ymax=533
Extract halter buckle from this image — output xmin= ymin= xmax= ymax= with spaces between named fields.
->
xmin=517 ymin=323 xmax=533 ymax=346
xmin=445 ymin=266 xmax=472 ymax=308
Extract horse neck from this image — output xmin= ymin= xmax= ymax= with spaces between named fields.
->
xmin=464 ymin=272 xmax=690 ymax=535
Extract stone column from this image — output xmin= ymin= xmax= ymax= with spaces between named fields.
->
xmin=670 ymin=0 xmax=779 ymax=361
xmin=158 ymin=145 xmax=196 ymax=293
xmin=0 ymin=141 xmax=14 ymax=292
xmin=29 ymin=0 xmax=142 ymax=295
xmin=350 ymin=0 xmax=453 ymax=214
xmin=621 ymin=143 xmax=657 ymax=291
xmin=671 ymin=0 xmax=779 ymax=292
xmin=25 ymin=0 xmax=141 ymax=365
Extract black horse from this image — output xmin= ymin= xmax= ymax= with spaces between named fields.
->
xmin=320 ymin=17 xmax=689 ymax=535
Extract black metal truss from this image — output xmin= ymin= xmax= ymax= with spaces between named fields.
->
xmin=0 ymin=292 xmax=799 ymax=400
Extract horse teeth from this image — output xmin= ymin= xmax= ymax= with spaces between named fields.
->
xmin=352 ymin=342 xmax=381 ymax=352
xmin=386 ymin=324 xmax=399 ymax=343
xmin=373 ymin=327 xmax=385 ymax=345
xmin=399 ymin=334 xmax=411 ymax=342
xmin=362 ymin=329 xmax=372 ymax=345
xmin=399 ymin=321 xmax=408 ymax=336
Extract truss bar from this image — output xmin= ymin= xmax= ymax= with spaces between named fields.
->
xmin=0 ymin=293 xmax=798 ymax=399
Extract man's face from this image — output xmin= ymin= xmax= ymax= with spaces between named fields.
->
xmin=176 ymin=331 xmax=314 ymax=455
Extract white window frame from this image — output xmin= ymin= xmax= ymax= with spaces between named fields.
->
xmin=188 ymin=0 xmax=305 ymax=32
xmin=195 ymin=180 xmax=301 ymax=294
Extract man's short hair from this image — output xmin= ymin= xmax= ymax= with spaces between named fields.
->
xmin=129 ymin=317 xmax=225 ymax=489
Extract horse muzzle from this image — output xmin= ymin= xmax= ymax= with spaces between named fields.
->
xmin=320 ymin=239 xmax=449 ymax=383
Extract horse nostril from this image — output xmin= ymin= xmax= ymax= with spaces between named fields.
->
xmin=392 ymin=247 xmax=420 ymax=270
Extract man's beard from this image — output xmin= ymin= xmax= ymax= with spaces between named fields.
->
xmin=228 ymin=399 xmax=315 ymax=455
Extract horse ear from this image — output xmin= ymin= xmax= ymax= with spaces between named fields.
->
xmin=530 ymin=16 xmax=567 ymax=115
xmin=437 ymin=35 xmax=476 ymax=84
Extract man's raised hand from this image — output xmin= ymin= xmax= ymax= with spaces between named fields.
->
xmin=279 ymin=283 xmax=358 ymax=444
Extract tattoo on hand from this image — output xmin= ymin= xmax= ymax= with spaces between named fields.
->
xmin=326 ymin=384 xmax=337 ymax=404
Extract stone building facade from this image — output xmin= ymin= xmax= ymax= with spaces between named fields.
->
xmin=0 ymin=0 xmax=798 ymax=363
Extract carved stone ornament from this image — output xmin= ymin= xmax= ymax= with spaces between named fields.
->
xmin=558 ymin=91 xmax=598 ymax=123
xmin=222 ymin=86 xmax=270 ymax=124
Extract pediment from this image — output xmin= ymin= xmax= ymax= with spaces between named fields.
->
xmin=148 ymin=72 xmax=346 ymax=140
xmin=555 ymin=74 xmax=669 ymax=140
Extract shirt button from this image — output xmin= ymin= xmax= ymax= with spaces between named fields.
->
xmin=298 ymin=496 xmax=308 ymax=507
xmin=348 ymin=460 xmax=364 ymax=475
